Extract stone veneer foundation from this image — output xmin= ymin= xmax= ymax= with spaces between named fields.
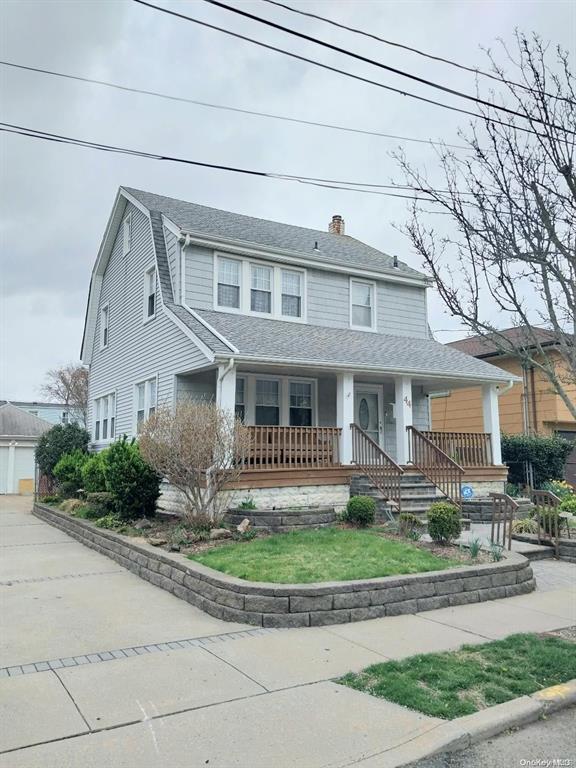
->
xmin=34 ymin=503 xmax=535 ymax=628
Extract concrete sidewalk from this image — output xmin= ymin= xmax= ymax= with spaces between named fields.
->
xmin=1 ymin=495 xmax=575 ymax=767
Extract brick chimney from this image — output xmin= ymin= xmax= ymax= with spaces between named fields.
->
xmin=328 ymin=214 xmax=345 ymax=235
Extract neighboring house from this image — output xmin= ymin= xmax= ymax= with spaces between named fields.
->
xmin=0 ymin=403 xmax=51 ymax=495
xmin=81 ymin=187 xmax=518 ymax=512
xmin=431 ymin=328 xmax=576 ymax=485
xmin=0 ymin=400 xmax=79 ymax=426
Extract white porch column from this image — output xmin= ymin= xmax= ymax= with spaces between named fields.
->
xmin=336 ymin=373 xmax=354 ymax=465
xmin=216 ymin=361 xmax=237 ymax=415
xmin=395 ymin=376 xmax=413 ymax=465
xmin=482 ymin=384 xmax=502 ymax=465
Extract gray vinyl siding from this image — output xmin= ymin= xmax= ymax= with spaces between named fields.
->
xmin=183 ymin=248 xmax=428 ymax=339
xmin=88 ymin=203 xmax=210 ymax=446
xmin=317 ymin=376 xmax=336 ymax=426
xmin=413 ymin=387 xmax=431 ymax=431
xmin=176 ymin=370 xmax=217 ymax=402
xmin=164 ymin=227 xmax=180 ymax=302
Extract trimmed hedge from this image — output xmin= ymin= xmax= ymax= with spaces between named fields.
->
xmin=104 ymin=437 xmax=161 ymax=521
xmin=344 ymin=496 xmax=376 ymax=527
xmin=501 ymin=433 xmax=573 ymax=488
xmin=427 ymin=502 xmax=462 ymax=544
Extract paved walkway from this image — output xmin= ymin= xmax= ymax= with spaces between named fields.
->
xmin=1 ymin=496 xmax=575 ymax=768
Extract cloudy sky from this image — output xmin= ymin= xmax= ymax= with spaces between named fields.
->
xmin=0 ymin=0 xmax=573 ymax=400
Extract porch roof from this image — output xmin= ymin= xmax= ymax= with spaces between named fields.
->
xmin=178 ymin=308 xmax=519 ymax=384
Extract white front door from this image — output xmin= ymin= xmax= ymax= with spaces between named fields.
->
xmin=354 ymin=388 xmax=382 ymax=446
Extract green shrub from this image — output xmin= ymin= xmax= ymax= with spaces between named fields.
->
xmin=94 ymin=514 xmax=124 ymax=530
xmin=53 ymin=450 xmax=88 ymax=492
xmin=505 ymin=482 xmax=520 ymax=498
xmin=512 ymin=518 xmax=538 ymax=534
xmin=85 ymin=491 xmax=115 ymax=518
xmin=35 ymin=423 xmax=90 ymax=478
xmin=541 ymin=479 xmax=574 ymax=499
xmin=560 ymin=496 xmax=576 ymax=515
xmin=104 ymin=436 xmax=160 ymax=521
xmin=39 ymin=494 xmax=60 ymax=505
xmin=59 ymin=481 xmax=79 ymax=499
xmin=427 ymin=502 xmax=462 ymax=544
xmin=343 ymin=496 xmax=376 ymax=527
xmin=81 ymin=453 xmax=108 ymax=493
xmin=501 ymin=434 xmax=573 ymax=488
xmin=398 ymin=512 xmax=424 ymax=537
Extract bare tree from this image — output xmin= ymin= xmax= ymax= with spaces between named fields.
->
xmin=138 ymin=402 xmax=252 ymax=522
xmin=395 ymin=33 xmax=575 ymax=419
xmin=41 ymin=363 xmax=89 ymax=427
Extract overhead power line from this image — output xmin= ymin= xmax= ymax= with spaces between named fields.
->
xmin=0 ymin=120 xmax=472 ymax=203
xmin=202 ymin=0 xmax=574 ymax=134
xmin=132 ymin=0 xmax=548 ymax=139
xmin=0 ymin=60 xmax=473 ymax=151
xmin=262 ymin=0 xmax=574 ymax=105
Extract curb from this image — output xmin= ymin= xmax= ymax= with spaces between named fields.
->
xmin=361 ymin=679 xmax=576 ymax=767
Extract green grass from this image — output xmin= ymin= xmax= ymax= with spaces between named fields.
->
xmin=189 ymin=527 xmax=460 ymax=583
xmin=338 ymin=633 xmax=576 ymax=719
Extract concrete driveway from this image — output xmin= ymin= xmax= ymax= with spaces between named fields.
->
xmin=1 ymin=495 xmax=575 ymax=768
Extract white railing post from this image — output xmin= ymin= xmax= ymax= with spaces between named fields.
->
xmin=336 ymin=373 xmax=354 ymax=464
xmin=395 ymin=376 xmax=413 ymax=465
xmin=482 ymin=384 xmax=502 ymax=465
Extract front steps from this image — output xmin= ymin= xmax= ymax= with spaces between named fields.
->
xmin=350 ymin=471 xmax=443 ymax=521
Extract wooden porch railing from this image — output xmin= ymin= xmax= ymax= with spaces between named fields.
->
xmin=351 ymin=423 xmax=404 ymax=518
xmin=421 ymin=431 xmax=492 ymax=466
xmin=407 ymin=426 xmax=464 ymax=508
xmin=490 ymin=492 xmax=518 ymax=550
xmin=532 ymin=490 xmax=561 ymax=556
xmin=242 ymin=426 xmax=341 ymax=470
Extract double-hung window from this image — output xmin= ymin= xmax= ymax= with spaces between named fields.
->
xmin=250 ymin=265 xmax=272 ymax=314
xmin=281 ymin=270 xmax=302 ymax=318
xmin=235 ymin=378 xmax=245 ymax=422
xmin=350 ymin=280 xmax=375 ymax=329
xmin=144 ymin=266 xmax=156 ymax=320
xmin=217 ymin=258 xmax=241 ymax=309
xmin=135 ymin=377 xmax=157 ymax=432
xmin=100 ymin=304 xmax=109 ymax=348
xmin=94 ymin=393 xmax=115 ymax=442
xmin=255 ymin=379 xmax=279 ymax=425
xmin=289 ymin=381 xmax=312 ymax=426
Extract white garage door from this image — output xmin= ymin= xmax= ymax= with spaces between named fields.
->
xmin=0 ymin=443 xmax=36 ymax=494
xmin=0 ymin=447 xmax=8 ymax=494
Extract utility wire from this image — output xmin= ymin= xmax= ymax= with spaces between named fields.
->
xmin=132 ymin=0 xmax=548 ymax=139
xmin=0 ymin=121 xmax=453 ymax=201
xmin=0 ymin=60 xmax=474 ymax=151
xmin=202 ymin=0 xmax=574 ymax=134
xmin=262 ymin=0 xmax=574 ymax=105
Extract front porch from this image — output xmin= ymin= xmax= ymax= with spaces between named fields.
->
xmin=175 ymin=362 xmax=508 ymax=505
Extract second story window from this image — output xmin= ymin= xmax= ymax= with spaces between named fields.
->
xmin=217 ymin=258 xmax=241 ymax=309
xmin=251 ymin=265 xmax=272 ymax=314
xmin=281 ymin=270 xmax=302 ymax=318
xmin=144 ymin=266 xmax=156 ymax=320
xmin=100 ymin=304 xmax=109 ymax=348
xmin=350 ymin=279 xmax=375 ymax=330
xmin=94 ymin=392 xmax=115 ymax=442
xmin=135 ymin=377 xmax=157 ymax=432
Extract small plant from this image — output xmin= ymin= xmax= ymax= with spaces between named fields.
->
xmin=505 ymin=482 xmax=520 ymax=498
xmin=235 ymin=528 xmax=258 ymax=541
xmin=238 ymin=496 xmax=257 ymax=510
xmin=512 ymin=518 xmax=538 ymax=534
xmin=559 ymin=495 xmax=576 ymax=515
xmin=39 ymin=494 xmax=60 ymax=505
xmin=398 ymin=512 xmax=423 ymax=538
xmin=94 ymin=514 xmax=124 ymax=530
xmin=59 ymin=498 xmax=85 ymax=513
xmin=538 ymin=508 xmax=560 ymax=536
xmin=427 ymin=502 xmax=462 ymax=544
xmin=85 ymin=491 xmax=115 ymax=517
xmin=490 ymin=542 xmax=504 ymax=561
xmin=467 ymin=537 xmax=482 ymax=559
xmin=406 ymin=527 xmax=423 ymax=542
xmin=343 ymin=496 xmax=376 ymax=527
xmin=540 ymin=479 xmax=574 ymax=499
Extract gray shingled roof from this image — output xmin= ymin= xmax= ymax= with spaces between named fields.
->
xmin=124 ymin=187 xmax=424 ymax=279
xmin=176 ymin=308 xmax=515 ymax=382
xmin=0 ymin=403 xmax=52 ymax=437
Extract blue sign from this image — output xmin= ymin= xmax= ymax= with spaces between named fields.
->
xmin=461 ymin=485 xmax=474 ymax=499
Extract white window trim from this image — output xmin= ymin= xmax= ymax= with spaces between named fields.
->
xmin=100 ymin=303 xmax=109 ymax=350
xmin=93 ymin=390 xmax=117 ymax=445
xmin=349 ymin=277 xmax=377 ymax=332
xmin=122 ymin=214 xmax=132 ymax=256
xmin=234 ymin=373 xmax=317 ymax=426
xmin=133 ymin=375 xmax=159 ymax=434
xmin=214 ymin=253 xmax=307 ymax=323
xmin=143 ymin=263 xmax=157 ymax=323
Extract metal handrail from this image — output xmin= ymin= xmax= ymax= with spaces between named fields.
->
xmin=407 ymin=426 xmax=464 ymax=508
xmin=490 ymin=492 xmax=519 ymax=550
xmin=350 ymin=423 xmax=404 ymax=519
xmin=531 ymin=490 xmax=561 ymax=556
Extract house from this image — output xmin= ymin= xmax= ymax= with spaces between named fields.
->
xmin=0 ymin=403 xmax=52 ymax=495
xmin=0 ymin=400 xmax=79 ymax=426
xmin=81 ymin=187 xmax=518 ymax=513
xmin=430 ymin=328 xmax=576 ymax=485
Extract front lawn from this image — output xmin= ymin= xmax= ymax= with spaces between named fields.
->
xmin=189 ymin=527 xmax=460 ymax=583
xmin=338 ymin=633 xmax=576 ymax=719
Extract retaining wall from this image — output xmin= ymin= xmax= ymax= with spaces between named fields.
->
xmin=34 ymin=503 xmax=535 ymax=628
xmin=512 ymin=532 xmax=576 ymax=563
xmin=225 ymin=505 xmax=336 ymax=532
